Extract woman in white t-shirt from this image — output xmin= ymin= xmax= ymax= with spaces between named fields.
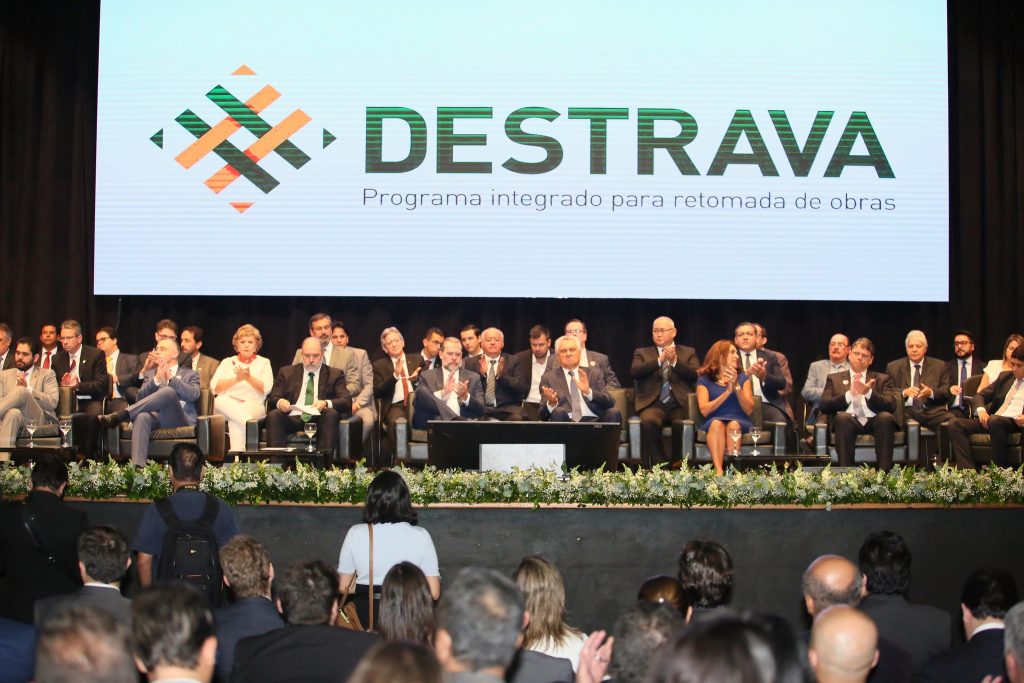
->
xmin=513 ymin=555 xmax=587 ymax=671
xmin=210 ymin=324 xmax=274 ymax=452
xmin=979 ymin=333 xmax=1024 ymax=391
xmin=338 ymin=471 xmax=440 ymax=626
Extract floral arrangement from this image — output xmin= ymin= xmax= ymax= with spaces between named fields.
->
xmin=2 ymin=460 xmax=1023 ymax=508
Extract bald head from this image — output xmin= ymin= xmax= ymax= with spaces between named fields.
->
xmin=809 ymin=605 xmax=879 ymax=683
xmin=803 ymin=555 xmax=863 ymax=616
xmin=652 ymin=316 xmax=677 ymax=347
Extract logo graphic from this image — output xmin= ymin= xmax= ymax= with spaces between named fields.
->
xmin=150 ymin=65 xmax=335 ymax=213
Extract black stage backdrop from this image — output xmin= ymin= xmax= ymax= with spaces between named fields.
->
xmin=1 ymin=1 xmax=1022 ymax=393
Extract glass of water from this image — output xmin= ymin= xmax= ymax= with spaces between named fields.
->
xmin=25 ymin=418 xmax=39 ymax=448
xmin=749 ymin=426 xmax=762 ymax=456
xmin=728 ymin=426 xmax=742 ymax=456
xmin=59 ymin=418 xmax=72 ymax=448
xmin=304 ymin=422 xmax=318 ymax=452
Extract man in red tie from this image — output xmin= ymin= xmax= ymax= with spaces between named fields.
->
xmin=51 ymin=320 xmax=109 ymax=457
xmin=947 ymin=344 xmax=1024 ymax=468
xmin=412 ymin=337 xmax=484 ymax=429
xmin=38 ymin=323 xmax=60 ymax=371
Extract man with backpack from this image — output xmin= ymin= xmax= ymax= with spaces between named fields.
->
xmin=132 ymin=443 xmax=239 ymax=603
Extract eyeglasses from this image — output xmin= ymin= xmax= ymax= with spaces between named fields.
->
xmin=95 ymin=337 xmax=110 ymax=343
xmin=829 ymin=342 xmax=848 ymax=348
xmin=157 ymin=333 xmax=177 ymax=340
xmin=59 ymin=335 xmax=79 ymax=342
xmin=653 ymin=328 xmax=674 ymax=334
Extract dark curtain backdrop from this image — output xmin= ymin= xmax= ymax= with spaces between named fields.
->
xmin=1 ymin=1 xmax=1022 ymax=395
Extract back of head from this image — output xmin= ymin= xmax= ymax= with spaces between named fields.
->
xmin=169 ymin=443 xmax=205 ymax=483
xmin=638 ymin=574 xmax=691 ymax=619
xmin=809 ymin=605 xmax=878 ymax=683
xmin=276 ymin=559 xmax=337 ymax=625
xmin=647 ymin=616 xmax=776 ymax=683
xmin=963 ymin=569 xmax=1019 ymax=620
xmin=747 ymin=613 xmax=814 ymax=683
xmin=1004 ymin=603 xmax=1024 ymax=675
xmin=219 ymin=534 xmax=272 ymax=600
xmin=133 ymin=584 xmax=214 ymax=673
xmin=364 ymin=470 xmax=417 ymax=525
xmin=78 ymin=526 xmax=130 ymax=584
xmin=36 ymin=604 xmax=136 ymax=683
xmin=802 ymin=555 xmax=863 ymax=615
xmin=348 ymin=641 xmax=443 ymax=683
xmin=858 ymin=531 xmax=910 ymax=596
xmin=436 ymin=566 xmax=525 ymax=673
xmin=379 ymin=561 xmax=435 ymax=645
xmin=31 ymin=452 xmax=69 ymax=491
xmin=608 ymin=602 xmax=685 ymax=683
xmin=513 ymin=555 xmax=573 ymax=647
xmin=678 ymin=539 xmax=734 ymax=609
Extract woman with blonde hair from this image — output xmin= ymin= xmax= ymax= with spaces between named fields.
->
xmin=211 ymin=324 xmax=274 ymax=452
xmin=979 ymin=333 xmax=1024 ymax=390
xmin=697 ymin=340 xmax=754 ymax=475
xmin=513 ymin=555 xmax=586 ymax=671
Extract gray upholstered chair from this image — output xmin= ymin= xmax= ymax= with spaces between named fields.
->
xmin=244 ymin=397 xmax=364 ymax=467
xmin=814 ymin=399 xmax=915 ymax=466
xmin=105 ymin=388 xmax=227 ymax=463
xmin=683 ymin=393 xmax=784 ymax=465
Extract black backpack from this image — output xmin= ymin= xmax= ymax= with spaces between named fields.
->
xmin=155 ymin=493 xmax=223 ymax=605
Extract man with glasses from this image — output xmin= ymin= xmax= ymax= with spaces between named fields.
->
xmin=52 ymin=320 xmax=109 ymax=457
xmin=947 ymin=330 xmax=980 ymax=418
xmin=947 ymin=344 xmax=1024 ymax=468
xmin=137 ymin=319 xmax=180 ymax=382
xmin=95 ymin=327 xmax=139 ymax=409
xmin=885 ymin=330 xmax=954 ymax=431
xmin=802 ymin=334 xmax=852 ymax=425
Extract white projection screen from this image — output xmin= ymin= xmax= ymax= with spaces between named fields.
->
xmin=95 ymin=0 xmax=949 ymax=300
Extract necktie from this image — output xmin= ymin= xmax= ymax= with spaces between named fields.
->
xmin=106 ymin=355 xmax=118 ymax=398
xmin=956 ymin=360 xmax=967 ymax=408
xmin=398 ymin=360 xmax=410 ymax=405
xmin=911 ymin=364 xmax=923 ymax=408
xmin=444 ymin=370 xmax=460 ymax=413
xmin=43 ymin=351 xmax=51 ymax=370
xmin=301 ymin=371 xmax=315 ymax=423
xmin=568 ymin=370 xmax=583 ymax=423
xmin=997 ymin=379 xmax=1024 ymax=416
xmin=658 ymin=352 xmax=674 ymax=405
xmin=486 ymin=360 xmax=497 ymax=406
xmin=69 ymin=357 xmax=77 ymax=373
xmin=744 ymin=352 xmax=752 ymax=371
xmin=853 ymin=373 xmax=868 ymax=425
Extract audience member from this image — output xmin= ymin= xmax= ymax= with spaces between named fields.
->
xmin=38 ymin=323 xmax=59 ymax=371
xmin=947 ymin=344 xmax=1024 ymax=469
xmin=564 ymin=319 xmax=621 ymax=388
xmin=637 ymin=574 xmax=692 ymax=622
xmin=516 ymin=324 xmax=557 ymax=421
xmin=377 ymin=561 xmax=435 ymax=645
xmin=734 ymin=321 xmax=792 ymax=428
xmin=750 ymin=612 xmax=814 ymax=683
xmin=35 ymin=603 xmax=136 ymax=683
xmin=459 ymin=324 xmax=483 ymax=361
xmin=211 ymin=324 xmax=273 ymax=452
xmin=802 ymin=334 xmax=851 ymax=424
xmin=858 ymin=531 xmax=951 ymax=670
xmin=0 ymin=337 xmax=57 ymax=447
xmin=132 ymin=443 xmax=239 ymax=590
xmin=647 ymin=616 xmax=776 ymax=683
xmin=630 ymin=316 xmax=699 ymax=466
xmin=678 ymin=538 xmax=734 ymax=622
xmin=998 ymin=602 xmax=1024 ymax=683
xmin=34 ymin=525 xmax=132 ymax=627
xmin=696 ymin=340 xmax=755 ymax=475
xmin=885 ymin=330 xmax=953 ymax=431
xmin=338 ymin=471 xmax=441 ymax=628
xmin=513 ymin=555 xmax=587 ymax=671
xmin=979 ymin=333 xmax=1024 ymax=391
xmin=608 ymin=602 xmax=684 ymax=683
xmin=133 ymin=584 xmax=217 ymax=683
xmin=419 ymin=327 xmax=444 ymax=371
xmin=347 ymin=641 xmax=443 ymax=683
xmin=412 ymin=337 xmax=484 ymax=429
xmin=820 ymin=337 xmax=899 ymax=469
xmin=809 ymin=605 xmax=879 ymax=683
xmin=471 ymin=327 xmax=528 ymax=421
xmin=94 ymin=326 xmax=139 ymax=408
xmin=331 ymin=321 xmax=376 ymax=444
xmin=917 ymin=568 xmax=1018 ymax=683
xmin=946 ymin=330 xmax=980 ymax=417
xmin=0 ymin=452 xmax=87 ymax=623
xmin=373 ymin=327 xmax=422 ymax=456
xmin=539 ymin=335 xmax=622 ymax=424
xmin=52 ymin=319 xmax=109 ymax=457
xmin=97 ymin=336 xmax=201 ymax=467
xmin=231 ymin=559 xmax=379 ymax=683
xmin=181 ymin=326 xmax=220 ymax=392
xmin=0 ymin=616 xmax=35 ymax=683
xmin=213 ymin=535 xmax=283 ymax=683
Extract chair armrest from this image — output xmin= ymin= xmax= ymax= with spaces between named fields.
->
xmin=58 ymin=387 xmax=78 ymax=417
xmin=814 ymin=420 xmax=829 ymax=456
xmin=197 ymin=415 xmax=227 ymax=463
xmin=245 ymin=418 xmax=264 ymax=452
xmin=627 ymin=416 xmax=641 ymax=464
xmin=337 ymin=415 xmax=363 ymax=465
xmin=905 ymin=418 xmax=921 ymax=466
xmin=679 ymin=419 xmax=696 ymax=463
xmin=394 ymin=417 xmax=409 ymax=463
xmin=768 ymin=421 xmax=786 ymax=456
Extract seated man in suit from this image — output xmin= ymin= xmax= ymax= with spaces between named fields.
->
xmin=95 ymin=326 xmax=139 ymax=409
xmin=564 ymin=318 xmax=621 ymax=388
xmin=180 ymin=326 xmax=220 ymax=392
xmin=734 ymin=322 xmax=792 ymax=427
xmin=754 ymin=323 xmax=794 ymax=410
xmin=52 ymin=319 xmax=109 ymax=457
xmin=539 ymin=335 xmax=621 ymax=423
xmin=133 ymin=584 xmax=217 ymax=683
xmin=0 ymin=337 xmax=58 ymax=446
xmin=820 ymin=337 xmax=900 ymax=469
xmin=418 ymin=327 xmax=444 ymax=372
xmin=885 ymin=330 xmax=954 ymax=431
xmin=266 ymin=337 xmax=351 ymax=454
xmin=291 ymin=313 xmax=357 ymax=378
xmin=947 ymin=343 xmax=1024 ymax=468
xmin=135 ymin=319 xmax=180 ymax=383
xmin=947 ymin=330 xmax=982 ymax=418
xmin=373 ymin=327 xmax=422 ymax=456
xmin=0 ymin=323 xmax=13 ymax=370
xmin=38 ymin=322 xmax=60 ymax=372
xmin=469 ymin=327 xmax=527 ymax=421
xmin=331 ymin=321 xmax=376 ymax=445
xmin=515 ymin=325 xmax=557 ymax=421
xmin=97 ymin=338 xmax=201 ymax=467
xmin=631 ymin=316 xmax=699 ymax=466
xmin=413 ymin=337 xmax=484 ymax=429
xmin=801 ymin=334 xmax=851 ymax=426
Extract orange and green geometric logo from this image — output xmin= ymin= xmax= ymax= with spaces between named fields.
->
xmin=150 ymin=65 xmax=335 ymax=213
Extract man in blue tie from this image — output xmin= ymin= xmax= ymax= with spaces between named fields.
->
xmin=947 ymin=344 xmax=1024 ymax=468
xmin=946 ymin=330 xmax=980 ymax=418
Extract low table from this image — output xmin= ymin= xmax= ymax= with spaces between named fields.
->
xmin=0 ymin=446 xmax=76 ymax=465
xmin=228 ymin=449 xmax=329 ymax=469
xmin=730 ymin=454 xmax=832 ymax=471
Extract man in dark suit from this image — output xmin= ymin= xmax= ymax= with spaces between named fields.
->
xmin=884 ymin=330 xmax=953 ymax=431
xmin=947 ymin=344 xmax=1024 ymax=468
xmin=0 ymin=617 xmax=35 ymax=683
xmin=539 ymin=335 xmax=621 ymax=423
xmin=214 ymin=535 xmax=284 ymax=683
xmin=52 ymin=319 xmax=109 ymax=458
xmin=373 ymin=326 xmax=422 ymax=457
xmin=631 ymin=316 xmax=699 ymax=466
xmin=418 ymin=326 xmax=444 ymax=371
xmin=858 ymin=531 xmax=951 ymax=672
xmin=0 ymin=453 xmax=88 ymax=623
xmin=134 ymin=584 xmax=218 ymax=683
xmin=266 ymin=337 xmax=351 ymax=453
xmin=34 ymin=525 xmax=132 ymax=628
xmin=564 ymin=318 xmax=621 ymax=388
xmin=94 ymin=326 xmax=139 ymax=408
xmin=515 ymin=325 xmax=558 ymax=421
xmin=180 ymin=326 xmax=220 ymax=393
xmin=0 ymin=323 xmax=13 ymax=370
xmin=38 ymin=322 xmax=60 ymax=372
xmin=467 ymin=327 xmax=527 ymax=421
xmin=231 ymin=560 xmax=378 ymax=683
xmin=734 ymin=322 xmax=792 ymax=427
xmin=413 ymin=337 xmax=485 ymax=429
xmin=820 ymin=337 xmax=900 ymax=469
xmin=946 ymin=330 xmax=981 ymax=418
xmin=98 ymin=338 xmax=201 ymax=467
xmin=916 ymin=569 xmax=1017 ymax=683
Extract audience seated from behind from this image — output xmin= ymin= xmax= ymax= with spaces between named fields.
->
xmin=35 ymin=603 xmax=136 ymax=683
xmin=809 ymin=605 xmax=879 ymax=683
xmin=513 ymin=555 xmax=587 ymax=671
xmin=348 ymin=641 xmax=443 ymax=683
xmin=376 ymin=561 xmax=435 ymax=645
xmin=211 ymin=324 xmax=273 ymax=453
xmin=678 ymin=538 xmax=734 ymax=623
xmin=133 ymin=584 xmax=217 ymax=683
xmin=646 ymin=615 xmax=776 ymax=683
xmin=637 ymin=574 xmax=692 ymax=624
xmin=1001 ymin=602 xmax=1024 ymax=683
xmin=608 ymin=601 xmax=685 ymax=683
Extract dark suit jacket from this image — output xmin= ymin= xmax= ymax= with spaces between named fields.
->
xmin=944 ymin=357 xmax=980 ymax=399
xmin=820 ymin=370 xmax=899 ymax=417
xmin=507 ymin=649 xmax=574 ymax=683
xmin=915 ymin=626 xmax=1005 ymax=683
xmin=514 ymin=349 xmax=559 ymax=400
xmin=268 ymin=364 xmax=351 ymax=415
xmin=33 ymin=583 xmax=131 ymax=628
xmin=885 ymin=356 xmax=951 ymax=418
xmin=0 ymin=490 xmax=88 ymax=623
xmin=539 ymin=366 xmax=615 ymax=420
xmin=51 ymin=345 xmax=109 ymax=399
xmin=109 ymin=351 xmax=140 ymax=398
xmin=230 ymin=623 xmax=378 ymax=683
xmin=465 ymin=352 xmax=528 ymax=408
xmin=372 ymin=354 xmax=422 ymax=404
xmin=214 ymin=597 xmax=285 ymax=683
xmin=0 ymin=617 xmax=35 ymax=683
xmin=860 ymin=593 xmax=952 ymax=671
xmin=631 ymin=345 xmax=699 ymax=412
xmin=581 ymin=348 xmax=620 ymax=389
xmin=412 ymin=367 xmax=485 ymax=429
xmin=971 ymin=370 xmax=1021 ymax=416
xmin=739 ymin=349 xmax=791 ymax=417
xmin=0 ymin=351 xmax=13 ymax=371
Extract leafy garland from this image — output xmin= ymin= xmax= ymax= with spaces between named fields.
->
xmin=1 ymin=460 xmax=1023 ymax=508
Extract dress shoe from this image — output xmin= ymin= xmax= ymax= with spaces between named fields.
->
xmin=97 ymin=411 xmax=127 ymax=429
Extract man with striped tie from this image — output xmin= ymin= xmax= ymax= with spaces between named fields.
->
xmin=471 ymin=327 xmax=527 ymax=421
xmin=947 ymin=343 xmax=1024 ymax=468
xmin=539 ymin=335 xmax=621 ymax=424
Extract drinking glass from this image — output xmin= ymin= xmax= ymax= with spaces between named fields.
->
xmin=749 ymin=426 xmax=762 ymax=456
xmin=304 ymin=422 xmax=318 ymax=452
xmin=59 ymin=418 xmax=72 ymax=448
xmin=25 ymin=418 xmax=39 ymax=448
xmin=728 ymin=426 xmax=742 ymax=456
